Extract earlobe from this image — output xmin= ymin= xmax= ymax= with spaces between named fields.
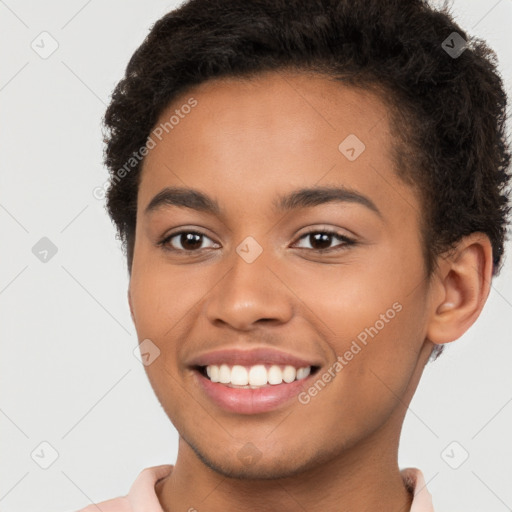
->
xmin=426 ymin=233 xmax=493 ymax=345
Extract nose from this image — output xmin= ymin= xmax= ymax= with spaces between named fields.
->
xmin=204 ymin=246 xmax=294 ymax=331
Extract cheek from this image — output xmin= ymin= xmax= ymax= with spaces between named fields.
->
xmin=280 ymin=246 xmax=406 ymax=337
xmin=129 ymin=260 xmax=209 ymax=401
xmin=288 ymin=248 xmax=426 ymax=412
xmin=293 ymin=297 xmax=425 ymax=447
xmin=130 ymin=257 xmax=205 ymax=337
xmin=129 ymin=268 xmax=189 ymax=419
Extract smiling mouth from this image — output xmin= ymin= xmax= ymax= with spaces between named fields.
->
xmin=194 ymin=364 xmax=321 ymax=389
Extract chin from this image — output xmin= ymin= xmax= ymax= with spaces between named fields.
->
xmin=189 ymin=439 xmax=329 ymax=481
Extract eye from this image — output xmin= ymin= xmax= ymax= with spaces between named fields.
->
xmin=157 ymin=228 xmax=356 ymax=254
xmin=293 ymin=229 xmax=356 ymax=252
xmin=158 ymin=230 xmax=219 ymax=252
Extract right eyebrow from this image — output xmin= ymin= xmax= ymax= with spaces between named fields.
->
xmin=144 ymin=187 xmax=221 ymax=216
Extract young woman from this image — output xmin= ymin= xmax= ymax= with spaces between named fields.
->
xmin=78 ymin=0 xmax=511 ymax=510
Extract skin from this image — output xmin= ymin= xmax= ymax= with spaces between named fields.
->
xmin=127 ymin=70 xmax=493 ymax=511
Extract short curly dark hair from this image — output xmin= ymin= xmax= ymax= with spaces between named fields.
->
xmin=102 ymin=0 xmax=511 ymax=359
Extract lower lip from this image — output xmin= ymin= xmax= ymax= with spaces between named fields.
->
xmin=193 ymin=369 xmax=316 ymax=414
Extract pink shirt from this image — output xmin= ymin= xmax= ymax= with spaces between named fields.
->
xmin=75 ymin=465 xmax=434 ymax=511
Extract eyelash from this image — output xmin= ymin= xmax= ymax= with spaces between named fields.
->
xmin=157 ymin=229 xmax=356 ymax=254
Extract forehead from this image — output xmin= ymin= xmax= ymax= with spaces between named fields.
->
xmin=137 ymin=70 xmax=416 ymax=222
xmin=143 ymin=70 xmax=393 ymax=163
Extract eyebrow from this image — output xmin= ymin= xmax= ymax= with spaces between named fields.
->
xmin=144 ymin=185 xmax=382 ymax=218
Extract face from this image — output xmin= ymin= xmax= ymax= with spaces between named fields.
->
xmin=128 ymin=70 xmax=434 ymax=478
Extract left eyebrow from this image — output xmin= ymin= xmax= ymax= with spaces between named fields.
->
xmin=143 ymin=185 xmax=382 ymax=219
xmin=273 ymin=186 xmax=383 ymax=219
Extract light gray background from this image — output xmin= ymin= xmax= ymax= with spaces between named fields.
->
xmin=1 ymin=1 xmax=511 ymax=511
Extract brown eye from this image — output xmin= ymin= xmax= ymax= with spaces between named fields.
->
xmin=294 ymin=230 xmax=355 ymax=252
xmin=159 ymin=231 xmax=219 ymax=252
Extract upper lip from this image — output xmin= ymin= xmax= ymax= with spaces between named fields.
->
xmin=187 ymin=347 xmax=322 ymax=369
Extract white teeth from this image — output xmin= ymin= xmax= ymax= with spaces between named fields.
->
xmin=203 ymin=363 xmax=313 ymax=387
xmin=231 ymin=365 xmax=248 ymax=385
xmin=248 ymin=365 xmax=267 ymax=386
xmin=268 ymin=365 xmax=283 ymax=385
xmin=282 ymin=365 xmax=296 ymax=383
xmin=219 ymin=364 xmax=231 ymax=384
xmin=296 ymin=366 xmax=311 ymax=380
xmin=208 ymin=365 xmax=220 ymax=382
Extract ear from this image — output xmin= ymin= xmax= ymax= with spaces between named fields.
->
xmin=426 ymin=232 xmax=493 ymax=345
